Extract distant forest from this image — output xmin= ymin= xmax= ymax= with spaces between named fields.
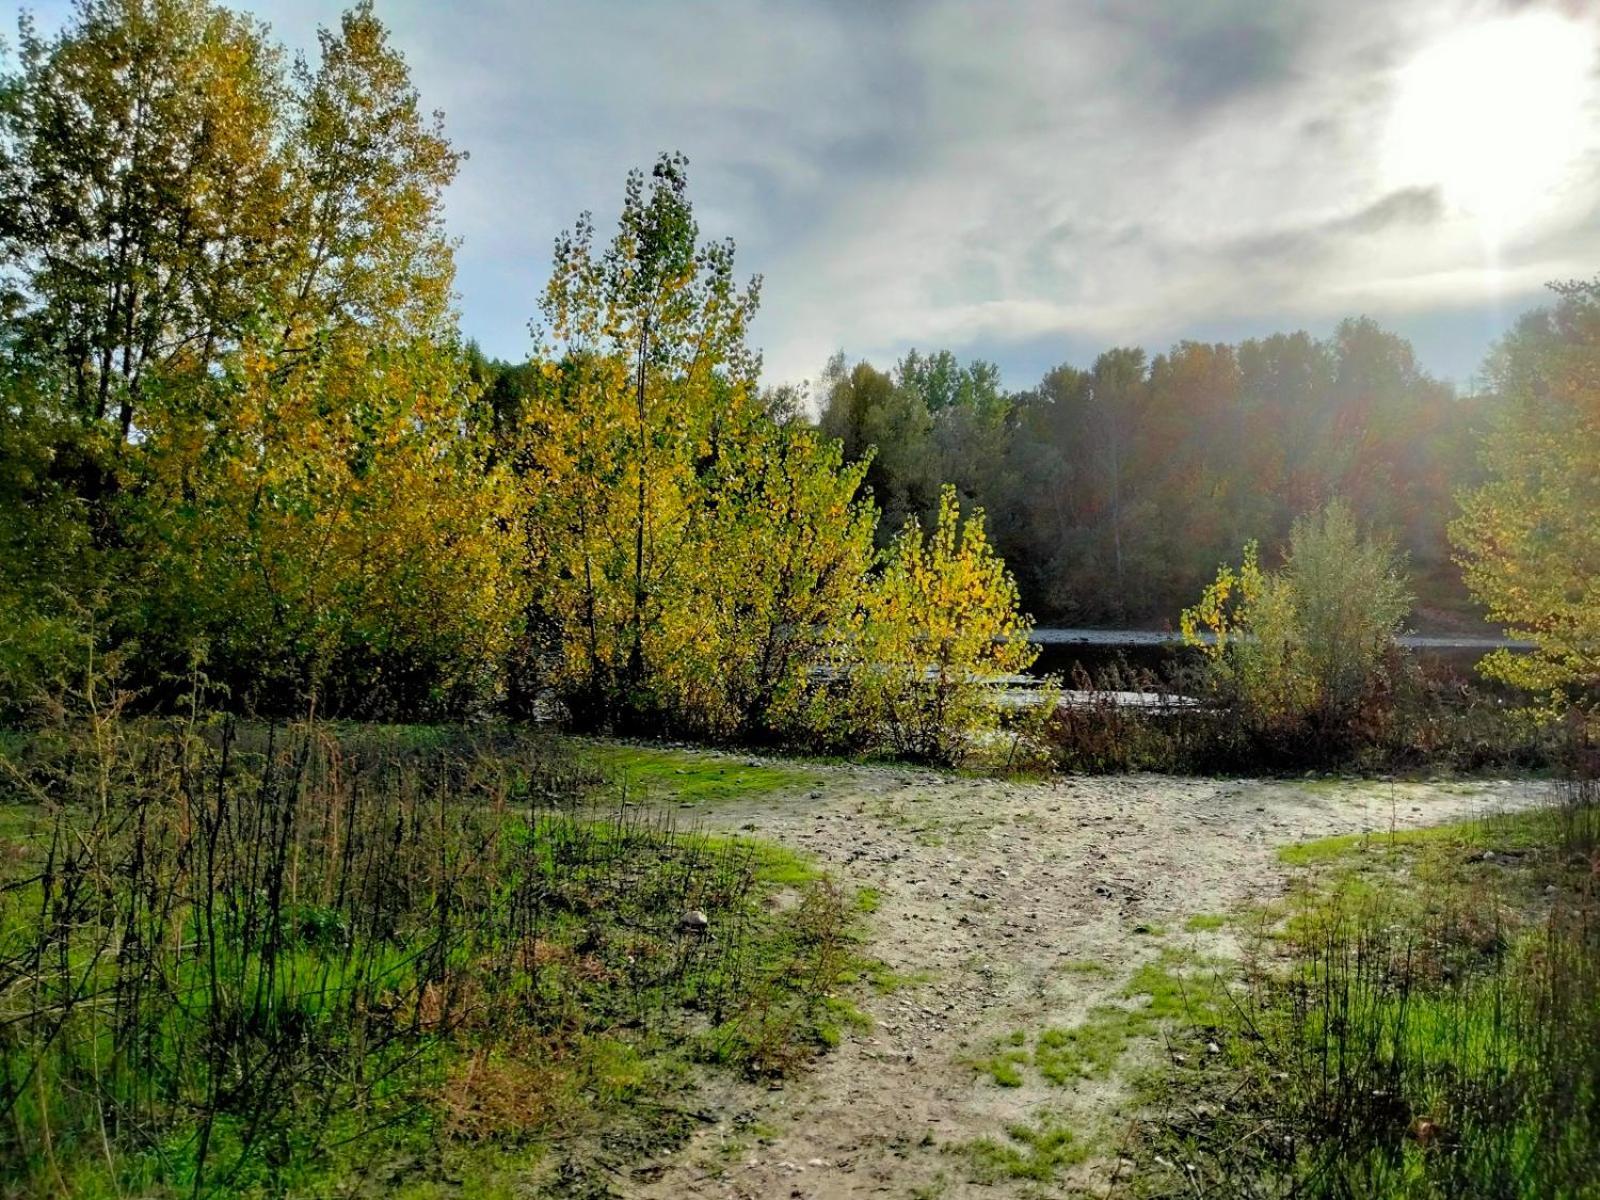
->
xmin=476 ymin=317 xmax=1490 ymax=629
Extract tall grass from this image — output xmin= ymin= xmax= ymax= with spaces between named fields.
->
xmin=1135 ymin=761 xmax=1600 ymax=1198
xmin=0 ymin=714 xmax=851 ymax=1197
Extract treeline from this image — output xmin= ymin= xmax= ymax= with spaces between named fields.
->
xmin=808 ymin=328 xmax=1489 ymax=626
xmin=0 ymin=2 xmax=1031 ymax=760
xmin=3 ymin=0 xmax=1593 ymax=747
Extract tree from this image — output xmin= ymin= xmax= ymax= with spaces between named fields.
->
xmin=817 ymin=354 xmax=935 ymax=539
xmin=0 ymin=0 xmax=501 ymax=715
xmin=0 ymin=0 xmax=462 ymax=437
xmin=855 ymin=486 xmax=1037 ymax=764
xmin=660 ymin=416 xmax=879 ymax=742
xmin=136 ymin=332 xmax=523 ymax=715
xmin=0 ymin=0 xmax=286 ymax=444
xmin=524 ymin=152 xmax=763 ymax=722
xmin=282 ymin=0 xmax=461 ymax=344
xmin=522 ymin=159 xmax=1037 ymax=758
xmin=1452 ymin=280 xmax=1600 ymax=698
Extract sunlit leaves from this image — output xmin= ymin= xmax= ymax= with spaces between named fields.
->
xmin=1451 ymin=280 xmax=1600 ymax=699
xmin=1183 ymin=501 xmax=1411 ymax=729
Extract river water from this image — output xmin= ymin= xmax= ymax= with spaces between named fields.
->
xmin=1027 ymin=628 xmax=1534 ymax=684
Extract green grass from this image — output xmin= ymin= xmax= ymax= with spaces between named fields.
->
xmin=851 ymin=960 xmax=932 ymax=995
xmin=1183 ymin=912 xmax=1229 ymax=932
xmin=956 ymin=1115 xmax=1087 ymax=1184
xmin=0 ymin=720 xmax=865 ymax=1199
xmin=1033 ymin=1011 xmax=1134 ymax=1083
xmin=578 ymin=740 xmax=826 ymax=805
xmin=1141 ymin=781 xmax=1600 ymax=1199
xmin=971 ymin=1043 xmax=1030 ymax=1087
xmin=1061 ymin=958 xmax=1112 ymax=975
xmin=970 ymin=951 xmax=1229 ymax=1091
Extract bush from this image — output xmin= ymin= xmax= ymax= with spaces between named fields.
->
xmin=1041 ymin=656 xmax=1565 ymax=776
xmin=846 ymin=486 xmax=1039 ymax=764
xmin=1182 ymin=500 xmax=1412 ymax=749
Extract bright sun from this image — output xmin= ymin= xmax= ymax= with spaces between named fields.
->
xmin=1383 ymin=12 xmax=1597 ymax=235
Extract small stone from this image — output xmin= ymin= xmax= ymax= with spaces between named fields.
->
xmin=679 ymin=908 xmax=710 ymax=934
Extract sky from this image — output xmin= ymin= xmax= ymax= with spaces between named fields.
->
xmin=12 ymin=0 xmax=1600 ymax=392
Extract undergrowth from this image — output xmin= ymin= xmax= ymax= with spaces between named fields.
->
xmin=1132 ymin=762 xmax=1600 ymax=1199
xmin=1044 ymin=659 xmax=1572 ymax=776
xmin=0 ymin=713 xmax=855 ymax=1198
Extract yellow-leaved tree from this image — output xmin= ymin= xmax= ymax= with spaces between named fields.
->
xmin=520 ymin=153 xmax=763 ymax=726
xmin=519 ymin=157 xmax=1037 ymax=759
xmin=1451 ymin=280 xmax=1600 ymax=702
xmin=851 ymin=485 xmax=1038 ymax=763
xmin=660 ymin=416 xmax=880 ymax=742
xmin=138 ymin=331 xmax=523 ymax=715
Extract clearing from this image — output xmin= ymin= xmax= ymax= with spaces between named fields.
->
xmin=602 ymin=749 xmax=1545 ymax=1199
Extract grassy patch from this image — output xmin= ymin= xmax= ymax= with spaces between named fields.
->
xmin=0 ymin=720 xmax=858 ymax=1198
xmin=578 ymin=740 xmax=826 ymax=805
xmin=956 ymin=1115 xmax=1087 ymax=1184
xmin=972 ymin=1045 xmax=1030 ymax=1087
xmin=1139 ymin=777 xmax=1600 ymax=1199
xmin=1061 ymin=957 xmax=1112 ymax=975
xmin=1033 ymin=1010 xmax=1136 ymax=1083
xmin=972 ymin=951 xmax=1230 ymax=1091
xmin=1183 ymin=912 xmax=1229 ymax=932
xmin=852 ymin=959 xmax=932 ymax=995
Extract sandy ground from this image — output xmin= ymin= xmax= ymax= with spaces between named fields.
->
xmin=621 ymin=768 xmax=1547 ymax=1200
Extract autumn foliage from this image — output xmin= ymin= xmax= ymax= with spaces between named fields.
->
xmin=515 ymin=157 xmax=1034 ymax=758
xmin=0 ymin=6 xmax=1034 ymax=759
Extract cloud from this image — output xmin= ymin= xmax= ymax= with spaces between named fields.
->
xmin=36 ymin=0 xmax=1590 ymax=387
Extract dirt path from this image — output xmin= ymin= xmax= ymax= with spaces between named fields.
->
xmin=623 ymin=769 xmax=1546 ymax=1199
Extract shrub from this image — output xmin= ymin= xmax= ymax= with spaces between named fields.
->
xmin=1182 ymin=500 xmax=1412 ymax=747
xmin=848 ymin=486 xmax=1038 ymax=764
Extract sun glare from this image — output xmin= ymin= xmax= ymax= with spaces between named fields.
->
xmin=1383 ymin=13 xmax=1596 ymax=235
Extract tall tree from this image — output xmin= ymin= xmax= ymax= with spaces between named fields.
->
xmin=527 ymin=152 xmax=763 ymax=716
xmin=283 ymin=0 xmax=461 ymax=344
xmin=0 ymin=0 xmax=500 ymax=714
xmin=1452 ymin=280 xmax=1600 ymax=697
xmin=817 ymin=354 xmax=935 ymax=538
xmin=0 ymin=0 xmax=286 ymax=443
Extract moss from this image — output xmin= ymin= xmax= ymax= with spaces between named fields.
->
xmin=578 ymin=740 xmax=824 ymax=805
